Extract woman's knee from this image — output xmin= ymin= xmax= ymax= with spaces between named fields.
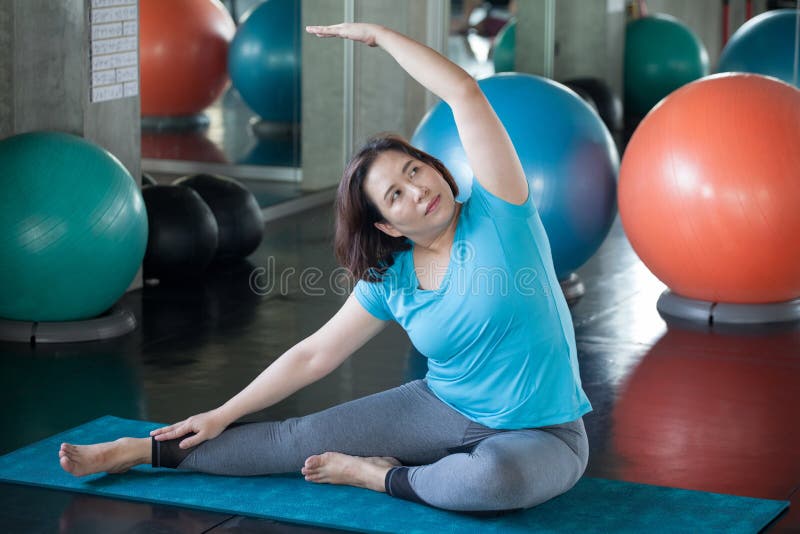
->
xmin=475 ymin=439 xmax=585 ymax=508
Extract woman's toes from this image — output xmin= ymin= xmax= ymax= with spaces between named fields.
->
xmin=304 ymin=455 xmax=323 ymax=470
xmin=60 ymin=455 xmax=75 ymax=474
xmin=307 ymin=472 xmax=326 ymax=483
xmin=302 ymin=455 xmax=324 ymax=478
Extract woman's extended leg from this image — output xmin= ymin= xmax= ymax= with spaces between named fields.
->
xmin=60 ymin=380 xmax=478 ymax=481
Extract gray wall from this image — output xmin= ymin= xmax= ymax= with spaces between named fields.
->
xmin=0 ymin=0 xmax=142 ymax=289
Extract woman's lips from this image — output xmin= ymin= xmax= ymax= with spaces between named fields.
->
xmin=426 ymin=194 xmax=440 ymax=215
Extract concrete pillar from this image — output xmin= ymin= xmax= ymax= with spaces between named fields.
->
xmin=301 ymin=0 xmax=447 ymax=192
xmin=515 ymin=0 xmax=556 ymax=78
xmin=0 ymin=0 xmax=142 ymax=289
xmin=300 ymin=0 xmax=347 ymax=192
xmin=0 ymin=0 xmax=140 ymax=180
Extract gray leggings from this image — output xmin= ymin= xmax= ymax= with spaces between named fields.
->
xmin=158 ymin=379 xmax=589 ymax=514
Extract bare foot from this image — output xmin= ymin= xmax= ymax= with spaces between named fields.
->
xmin=59 ymin=438 xmax=150 ymax=477
xmin=301 ymin=452 xmax=402 ymax=493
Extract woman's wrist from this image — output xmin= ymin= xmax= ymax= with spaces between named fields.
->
xmin=214 ymin=403 xmax=240 ymax=426
xmin=372 ymin=24 xmax=391 ymax=48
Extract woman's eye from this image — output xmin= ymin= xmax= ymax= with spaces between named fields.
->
xmin=410 ymin=167 xmax=418 ymax=178
xmin=391 ymin=190 xmax=400 ymax=202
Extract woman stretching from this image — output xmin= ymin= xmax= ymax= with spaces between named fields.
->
xmin=59 ymin=23 xmax=592 ymax=515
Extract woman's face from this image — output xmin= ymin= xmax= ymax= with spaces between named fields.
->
xmin=363 ymin=150 xmax=458 ymax=241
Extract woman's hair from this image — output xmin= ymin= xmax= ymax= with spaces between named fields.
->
xmin=334 ymin=133 xmax=459 ymax=282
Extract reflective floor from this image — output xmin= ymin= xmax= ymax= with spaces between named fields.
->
xmin=0 ymin=207 xmax=797 ymax=532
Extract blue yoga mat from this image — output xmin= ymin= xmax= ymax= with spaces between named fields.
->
xmin=0 ymin=416 xmax=788 ymax=533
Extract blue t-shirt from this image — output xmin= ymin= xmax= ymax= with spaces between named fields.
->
xmin=354 ymin=179 xmax=592 ymax=429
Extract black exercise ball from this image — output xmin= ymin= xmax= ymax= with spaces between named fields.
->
xmin=141 ymin=172 xmax=158 ymax=187
xmin=173 ymin=174 xmax=264 ymax=261
xmin=142 ymin=185 xmax=219 ymax=279
xmin=562 ymin=82 xmax=599 ymax=115
xmin=563 ymin=77 xmax=623 ymax=132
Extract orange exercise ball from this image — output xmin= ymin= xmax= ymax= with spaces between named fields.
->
xmin=619 ymin=74 xmax=800 ymax=304
xmin=140 ymin=0 xmax=235 ymax=116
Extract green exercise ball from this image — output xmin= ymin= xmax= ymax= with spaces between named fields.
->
xmin=0 ymin=131 xmax=148 ymax=322
xmin=624 ymin=14 xmax=709 ymax=118
xmin=493 ymin=18 xmax=516 ymax=73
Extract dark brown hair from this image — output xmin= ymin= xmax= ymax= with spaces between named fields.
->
xmin=334 ymin=133 xmax=459 ymax=282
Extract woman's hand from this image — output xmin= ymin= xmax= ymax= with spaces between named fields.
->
xmin=149 ymin=409 xmax=230 ymax=449
xmin=305 ymin=23 xmax=383 ymax=47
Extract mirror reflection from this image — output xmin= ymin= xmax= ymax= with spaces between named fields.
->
xmin=447 ymin=0 xmax=516 ymax=78
xmin=139 ymin=0 xmax=302 ymax=186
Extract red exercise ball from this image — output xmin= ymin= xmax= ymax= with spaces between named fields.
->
xmin=140 ymin=0 xmax=235 ymax=116
xmin=619 ymin=74 xmax=800 ymax=304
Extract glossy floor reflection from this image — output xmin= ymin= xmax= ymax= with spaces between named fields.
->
xmin=0 ymin=210 xmax=797 ymax=533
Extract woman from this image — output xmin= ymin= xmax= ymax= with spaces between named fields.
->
xmin=59 ymin=23 xmax=592 ymax=515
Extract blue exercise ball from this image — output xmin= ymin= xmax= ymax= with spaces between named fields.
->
xmin=0 ymin=132 xmax=148 ymax=322
xmin=718 ymin=9 xmax=800 ymax=87
xmin=411 ymin=73 xmax=618 ymax=280
xmin=228 ymin=0 xmax=301 ymax=122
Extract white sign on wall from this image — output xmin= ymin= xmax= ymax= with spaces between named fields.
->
xmin=89 ymin=0 xmax=138 ymax=103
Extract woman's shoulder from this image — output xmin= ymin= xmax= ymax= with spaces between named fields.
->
xmin=463 ymin=179 xmax=536 ymax=219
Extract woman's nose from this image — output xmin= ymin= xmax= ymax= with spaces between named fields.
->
xmin=411 ymin=184 xmax=428 ymax=202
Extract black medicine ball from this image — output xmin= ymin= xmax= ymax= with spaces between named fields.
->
xmin=142 ymin=185 xmax=219 ymax=279
xmin=173 ymin=174 xmax=264 ymax=261
xmin=563 ymin=77 xmax=623 ymax=132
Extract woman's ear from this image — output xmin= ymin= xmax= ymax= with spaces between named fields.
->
xmin=374 ymin=221 xmax=403 ymax=238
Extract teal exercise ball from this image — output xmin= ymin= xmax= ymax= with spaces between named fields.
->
xmin=411 ymin=73 xmax=618 ymax=280
xmin=228 ymin=0 xmax=301 ymax=122
xmin=0 ymin=132 xmax=148 ymax=322
xmin=718 ymin=9 xmax=800 ymax=87
xmin=493 ymin=18 xmax=516 ymax=73
xmin=624 ymin=14 xmax=709 ymax=118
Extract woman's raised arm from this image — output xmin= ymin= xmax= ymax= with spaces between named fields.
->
xmin=307 ymin=23 xmax=528 ymax=204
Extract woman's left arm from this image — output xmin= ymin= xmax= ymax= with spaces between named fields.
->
xmin=307 ymin=23 xmax=528 ymax=204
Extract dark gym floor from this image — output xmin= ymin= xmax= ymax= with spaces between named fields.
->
xmin=1 ymin=201 xmax=797 ymax=533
